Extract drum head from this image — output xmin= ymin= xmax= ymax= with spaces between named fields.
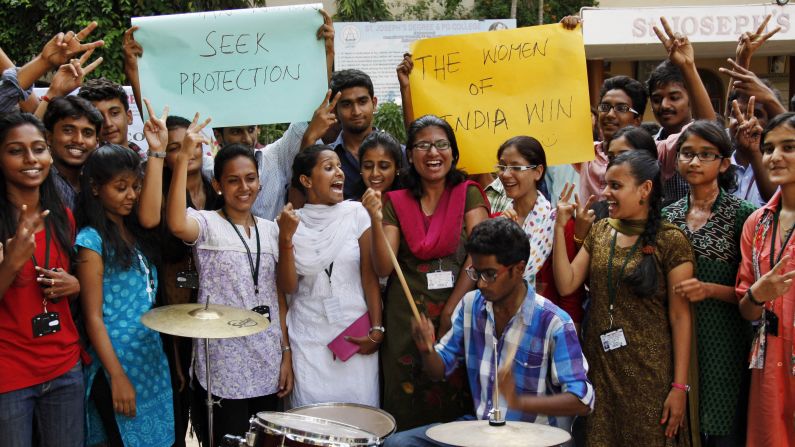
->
xmin=254 ymin=411 xmax=379 ymax=446
xmin=287 ymin=403 xmax=396 ymax=440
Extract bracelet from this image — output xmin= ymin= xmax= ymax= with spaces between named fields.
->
xmin=281 ymin=345 xmax=291 ymax=353
xmin=671 ymin=382 xmax=690 ymax=392
xmin=746 ymin=288 xmax=765 ymax=307
xmin=573 ymin=234 xmax=584 ymax=245
xmin=369 ymin=325 xmax=386 ymax=334
xmin=40 ymin=95 xmax=51 ymax=103
xmin=367 ymin=333 xmax=382 ymax=344
xmin=147 ymin=150 xmax=167 ymax=159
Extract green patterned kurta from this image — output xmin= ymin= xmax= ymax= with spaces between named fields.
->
xmin=663 ymin=190 xmax=756 ymax=436
xmin=380 ymin=186 xmax=485 ymax=430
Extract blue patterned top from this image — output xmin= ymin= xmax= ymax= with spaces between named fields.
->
xmin=76 ymin=227 xmax=174 ymax=447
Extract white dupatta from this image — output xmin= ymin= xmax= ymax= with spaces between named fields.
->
xmin=293 ymin=201 xmax=362 ymax=275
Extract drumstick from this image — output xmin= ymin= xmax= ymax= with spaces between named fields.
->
xmin=384 ymin=240 xmax=434 ymax=352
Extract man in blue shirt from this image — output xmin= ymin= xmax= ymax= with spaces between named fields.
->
xmin=385 ymin=218 xmax=593 ymax=447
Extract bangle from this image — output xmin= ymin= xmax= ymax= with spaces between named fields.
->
xmin=281 ymin=345 xmax=291 ymax=353
xmin=671 ymin=382 xmax=690 ymax=392
xmin=369 ymin=325 xmax=385 ymax=334
xmin=40 ymin=95 xmax=51 ymax=103
xmin=367 ymin=333 xmax=382 ymax=344
xmin=573 ymin=235 xmax=584 ymax=245
xmin=747 ymin=288 xmax=764 ymax=307
xmin=147 ymin=150 xmax=166 ymax=159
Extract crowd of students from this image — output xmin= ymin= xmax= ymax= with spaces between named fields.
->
xmin=1 ymin=9 xmax=794 ymax=447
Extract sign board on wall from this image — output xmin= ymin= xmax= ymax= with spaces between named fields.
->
xmin=581 ymin=4 xmax=793 ymax=59
xmin=334 ymin=19 xmax=516 ymax=103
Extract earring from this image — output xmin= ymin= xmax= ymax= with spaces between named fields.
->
xmin=217 ymin=191 xmax=222 ymax=196
xmin=258 ymin=185 xmax=262 ymax=192
xmin=639 ymin=198 xmax=645 ymax=205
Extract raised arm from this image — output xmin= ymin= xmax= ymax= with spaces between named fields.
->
xmin=275 ymin=204 xmax=299 ymax=294
xmin=17 ymin=22 xmax=104 ymax=90
xmin=729 ymin=96 xmax=777 ymax=201
xmin=167 ymin=113 xmax=211 ymax=242
xmin=0 ymin=206 xmax=47 ymax=299
xmin=122 ymin=26 xmax=144 ymax=118
xmin=318 ymin=10 xmax=335 ymax=84
xmin=553 ymin=184 xmax=591 ymax=295
xmin=653 ymin=17 xmax=715 ymax=122
xmin=361 ymin=188 xmax=401 ymax=277
xmin=301 ymin=90 xmax=341 ymax=149
xmin=734 ymin=15 xmax=781 ymax=70
xmin=137 ymin=99 xmax=169 ymax=229
xmin=33 ymin=50 xmax=103 ymax=120
xmin=397 ymin=53 xmax=414 ymax=130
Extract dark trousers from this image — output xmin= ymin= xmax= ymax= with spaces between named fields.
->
xmin=90 ymin=370 xmax=124 ymax=447
xmin=190 ymin=377 xmax=278 ymax=446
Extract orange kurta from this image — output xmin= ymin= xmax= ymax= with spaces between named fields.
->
xmin=736 ymin=191 xmax=795 ymax=446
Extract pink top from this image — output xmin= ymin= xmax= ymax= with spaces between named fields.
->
xmin=736 ymin=190 xmax=795 ymax=445
xmin=575 ymin=127 xmax=686 ymax=201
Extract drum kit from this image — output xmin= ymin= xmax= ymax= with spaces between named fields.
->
xmin=142 ymin=303 xmax=572 ymax=447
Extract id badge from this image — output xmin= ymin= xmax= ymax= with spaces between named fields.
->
xmin=175 ymin=270 xmax=199 ymax=289
xmin=600 ymin=328 xmax=627 ymax=352
xmin=427 ymin=271 xmax=454 ymax=290
xmin=252 ymin=305 xmax=271 ymax=323
xmin=32 ymin=312 xmax=61 ymax=338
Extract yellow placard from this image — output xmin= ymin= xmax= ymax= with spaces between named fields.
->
xmin=409 ymin=24 xmax=594 ymax=174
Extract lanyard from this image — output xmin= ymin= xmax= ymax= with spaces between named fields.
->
xmin=137 ymin=251 xmax=155 ymax=304
xmin=770 ymin=203 xmax=795 ymax=271
xmin=224 ymin=212 xmax=261 ymax=295
xmin=30 ymin=225 xmax=51 ymax=270
xmin=606 ymin=230 xmax=640 ymax=329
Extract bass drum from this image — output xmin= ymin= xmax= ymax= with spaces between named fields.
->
xmin=249 ymin=411 xmax=380 ymax=447
xmin=287 ymin=403 xmax=396 ymax=444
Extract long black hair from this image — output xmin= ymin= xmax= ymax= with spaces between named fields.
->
xmin=608 ymin=151 xmax=663 ymax=297
xmin=75 ymin=144 xmax=158 ymax=269
xmin=675 ymin=120 xmax=737 ymax=193
xmin=403 ymin=115 xmax=467 ymax=199
xmin=0 ymin=113 xmax=73 ymax=261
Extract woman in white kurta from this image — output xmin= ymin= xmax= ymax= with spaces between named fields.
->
xmin=284 ymin=145 xmax=383 ymax=408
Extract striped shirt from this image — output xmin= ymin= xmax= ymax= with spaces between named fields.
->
xmin=435 ymin=286 xmax=594 ymax=430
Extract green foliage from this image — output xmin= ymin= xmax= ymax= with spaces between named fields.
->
xmin=0 ymin=0 xmax=265 ymax=85
xmin=474 ymin=0 xmax=597 ymax=26
xmin=335 ymin=0 xmax=393 ymax=21
xmin=259 ymin=123 xmax=289 ymax=145
xmin=373 ymin=101 xmax=406 ymax=144
xmin=394 ymin=0 xmax=470 ymax=20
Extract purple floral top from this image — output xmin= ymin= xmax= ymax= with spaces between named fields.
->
xmin=188 ymin=209 xmax=282 ymax=399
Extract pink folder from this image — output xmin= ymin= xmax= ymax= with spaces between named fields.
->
xmin=327 ymin=312 xmax=371 ymax=362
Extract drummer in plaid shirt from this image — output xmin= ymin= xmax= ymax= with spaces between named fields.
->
xmin=385 ymin=218 xmax=594 ymax=447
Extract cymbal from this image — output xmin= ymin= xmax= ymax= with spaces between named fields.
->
xmin=426 ymin=420 xmax=571 ymax=447
xmin=141 ymin=303 xmax=269 ymax=339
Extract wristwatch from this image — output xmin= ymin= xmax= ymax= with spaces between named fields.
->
xmin=369 ymin=325 xmax=386 ymax=334
xmin=147 ymin=150 xmax=167 ymax=159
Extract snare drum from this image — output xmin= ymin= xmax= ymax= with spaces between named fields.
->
xmin=250 ymin=411 xmax=380 ymax=447
xmin=287 ymin=403 xmax=396 ymax=443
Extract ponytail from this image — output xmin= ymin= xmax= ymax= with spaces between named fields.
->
xmin=609 ymin=151 xmax=662 ymax=297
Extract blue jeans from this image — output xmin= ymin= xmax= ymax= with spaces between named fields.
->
xmin=0 ymin=362 xmax=84 ymax=447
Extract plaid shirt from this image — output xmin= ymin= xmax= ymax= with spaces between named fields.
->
xmin=436 ymin=287 xmax=594 ymax=429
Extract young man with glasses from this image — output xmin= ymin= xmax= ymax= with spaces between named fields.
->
xmin=384 ymin=218 xmax=593 ymax=447
xmin=574 ymin=17 xmax=716 ymax=204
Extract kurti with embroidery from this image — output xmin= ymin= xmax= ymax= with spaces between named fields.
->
xmin=664 ymin=191 xmax=755 ymax=436
xmin=582 ymin=220 xmax=694 ymax=446
xmin=736 ymin=190 xmax=795 ymax=446
xmin=381 ymin=185 xmax=486 ymax=430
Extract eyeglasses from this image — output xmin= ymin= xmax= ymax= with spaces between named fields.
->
xmin=678 ymin=151 xmax=723 ymax=162
xmin=413 ymin=140 xmax=451 ymax=151
xmin=495 ymin=164 xmax=538 ymax=174
xmin=597 ymin=103 xmax=638 ymax=115
xmin=465 ymin=264 xmax=512 ymax=284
